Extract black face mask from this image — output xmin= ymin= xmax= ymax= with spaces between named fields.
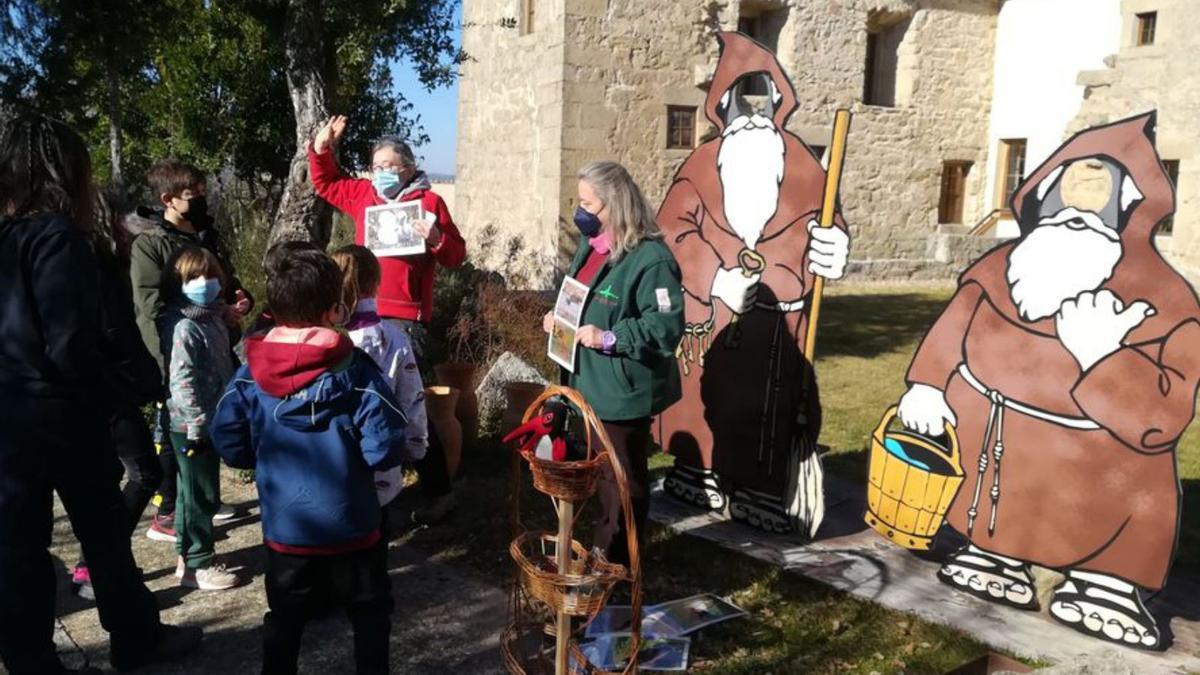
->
xmin=182 ymin=195 xmax=211 ymax=228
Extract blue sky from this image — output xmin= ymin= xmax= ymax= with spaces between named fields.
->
xmin=389 ymin=3 xmax=461 ymax=177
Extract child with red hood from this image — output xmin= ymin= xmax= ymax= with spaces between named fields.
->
xmin=210 ymin=247 xmax=412 ymax=673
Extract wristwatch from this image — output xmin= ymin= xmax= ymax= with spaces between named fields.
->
xmin=600 ymin=330 xmax=617 ymax=354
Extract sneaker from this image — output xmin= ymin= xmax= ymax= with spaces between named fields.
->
xmin=213 ymin=503 xmax=237 ymax=521
xmin=411 ymin=491 xmax=457 ymax=526
xmin=175 ymin=556 xmax=185 ymax=579
xmin=111 ymin=623 xmax=203 ymax=672
xmin=71 ymin=564 xmax=95 ymax=601
xmin=180 ymin=564 xmax=238 ymax=591
xmin=146 ymin=514 xmax=177 ymax=543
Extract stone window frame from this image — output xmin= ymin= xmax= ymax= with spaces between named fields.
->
xmin=666 ymin=105 xmax=697 ymax=151
xmin=519 ymin=0 xmax=535 ymax=36
xmin=995 ymin=138 xmax=1027 ymax=212
xmin=862 ymin=12 xmax=911 ymax=109
xmin=1159 ymin=159 xmax=1180 ymax=235
xmin=1135 ymin=11 xmax=1157 ymax=46
xmin=938 ymin=160 xmax=973 ymax=225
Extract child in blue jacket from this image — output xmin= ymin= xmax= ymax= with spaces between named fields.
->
xmin=211 ymin=248 xmax=411 ymax=675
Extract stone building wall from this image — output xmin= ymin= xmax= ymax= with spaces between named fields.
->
xmin=458 ymin=0 xmax=1001 ymax=287
xmin=1071 ymin=0 xmax=1200 ymax=280
xmin=456 ymin=0 xmax=567 ymax=283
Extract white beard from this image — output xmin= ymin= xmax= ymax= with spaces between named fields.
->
xmin=718 ymin=114 xmax=785 ymax=249
xmin=1006 ymin=221 xmax=1123 ymax=321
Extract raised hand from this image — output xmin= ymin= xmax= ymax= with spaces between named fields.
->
xmin=313 ymin=115 xmax=348 ymax=154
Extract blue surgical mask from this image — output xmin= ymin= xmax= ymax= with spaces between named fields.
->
xmin=182 ymin=277 xmax=222 ymax=306
xmin=372 ymin=169 xmax=401 ymax=199
xmin=573 ymin=205 xmax=603 ymax=238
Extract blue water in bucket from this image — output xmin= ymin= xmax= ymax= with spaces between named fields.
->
xmin=884 ymin=437 xmax=931 ymax=471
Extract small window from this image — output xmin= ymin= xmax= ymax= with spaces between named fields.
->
xmin=996 ymin=139 xmax=1027 ymax=210
xmin=519 ymin=0 xmax=535 ymax=36
xmin=1160 ymin=159 xmax=1180 ymax=234
xmin=666 ymin=106 xmax=696 ymax=150
xmin=939 ymin=161 xmax=972 ymax=224
xmin=1136 ymin=11 xmax=1157 ymax=46
xmin=863 ymin=20 xmax=907 ymax=107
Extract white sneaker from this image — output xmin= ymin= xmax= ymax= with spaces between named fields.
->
xmin=213 ymin=504 xmax=237 ymax=521
xmin=175 ymin=556 xmax=185 ymax=579
xmin=180 ymin=564 xmax=238 ymax=591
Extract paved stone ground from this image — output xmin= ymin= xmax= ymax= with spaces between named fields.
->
xmin=16 ymin=471 xmax=508 ymax=675
xmin=650 ymin=476 xmax=1200 ymax=675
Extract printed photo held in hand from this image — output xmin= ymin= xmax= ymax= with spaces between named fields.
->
xmin=364 ymin=201 xmax=427 ymax=257
xmin=547 ymin=276 xmax=591 ymax=371
xmin=880 ymin=112 xmax=1200 ymax=651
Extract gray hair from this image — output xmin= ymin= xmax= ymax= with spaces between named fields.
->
xmin=576 ymin=160 xmax=661 ymax=260
xmin=371 ymin=135 xmax=416 ymax=168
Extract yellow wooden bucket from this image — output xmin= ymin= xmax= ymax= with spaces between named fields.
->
xmin=864 ymin=406 xmax=963 ymax=551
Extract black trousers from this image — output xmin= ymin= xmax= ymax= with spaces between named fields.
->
xmin=154 ymin=403 xmax=178 ymax=515
xmin=262 ymin=540 xmax=393 ymax=675
xmin=593 ymin=418 xmax=652 ymax=567
xmin=0 ymin=396 xmax=161 ymax=674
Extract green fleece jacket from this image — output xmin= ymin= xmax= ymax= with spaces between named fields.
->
xmin=128 ymin=211 xmax=246 ymax=377
xmin=564 ymin=236 xmax=685 ymax=421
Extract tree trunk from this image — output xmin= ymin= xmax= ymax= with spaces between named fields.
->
xmin=270 ymin=0 xmax=332 ymax=249
xmin=106 ymin=63 xmax=124 ymax=193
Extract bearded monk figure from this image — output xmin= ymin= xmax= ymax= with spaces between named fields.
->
xmin=898 ymin=112 xmax=1200 ymax=649
xmin=654 ymin=31 xmax=850 ymax=534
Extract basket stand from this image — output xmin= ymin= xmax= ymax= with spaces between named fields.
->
xmin=502 ymin=385 xmax=643 ymax=675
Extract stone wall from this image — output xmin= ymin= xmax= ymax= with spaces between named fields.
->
xmin=459 ymin=0 xmax=1001 ymax=288
xmin=456 ymin=0 xmax=567 ymax=286
xmin=1071 ymin=0 xmax=1200 ymax=281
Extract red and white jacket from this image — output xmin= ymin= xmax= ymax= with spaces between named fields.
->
xmin=308 ymin=144 xmax=466 ymax=321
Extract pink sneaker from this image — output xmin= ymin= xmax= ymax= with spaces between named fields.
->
xmin=71 ymin=564 xmax=94 ymax=600
xmin=146 ymin=514 xmax=177 ymax=543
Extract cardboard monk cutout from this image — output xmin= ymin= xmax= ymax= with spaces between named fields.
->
xmin=893 ymin=112 xmax=1200 ymax=650
xmin=654 ymin=31 xmax=850 ymax=535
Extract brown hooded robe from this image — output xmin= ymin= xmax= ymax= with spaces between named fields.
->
xmin=654 ymin=32 xmax=848 ymax=500
xmin=907 ymin=113 xmax=1200 ymax=590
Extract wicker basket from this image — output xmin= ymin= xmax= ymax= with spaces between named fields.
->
xmin=510 ymin=387 xmax=607 ymax=502
xmin=501 ymin=621 xmax=592 ymax=675
xmin=511 ymin=531 xmax=627 ymax=617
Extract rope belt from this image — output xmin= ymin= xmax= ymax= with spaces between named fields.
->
xmin=955 ymin=363 xmax=1100 ymax=537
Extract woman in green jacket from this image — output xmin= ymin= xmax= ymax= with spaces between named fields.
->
xmin=542 ymin=161 xmax=685 ymax=565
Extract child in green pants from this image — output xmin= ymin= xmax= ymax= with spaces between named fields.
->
xmin=162 ymin=248 xmax=238 ymax=590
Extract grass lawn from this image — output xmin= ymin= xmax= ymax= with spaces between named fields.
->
xmin=400 ymin=281 xmax=1199 ymax=673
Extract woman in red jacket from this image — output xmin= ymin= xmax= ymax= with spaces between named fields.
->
xmin=309 ymin=115 xmax=465 ymax=524
xmin=309 ymin=115 xmax=466 ymax=343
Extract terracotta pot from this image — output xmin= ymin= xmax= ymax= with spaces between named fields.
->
xmin=434 ymin=362 xmax=479 ymax=448
xmin=502 ymin=381 xmax=547 ymax=436
xmin=425 ymin=386 xmax=463 ymax=479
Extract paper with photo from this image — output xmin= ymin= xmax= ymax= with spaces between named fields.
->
xmin=580 ymin=634 xmax=690 ymax=672
xmin=548 ymin=276 xmax=590 ymax=372
xmin=642 ymin=593 xmax=747 ymax=636
xmin=586 ymin=594 xmax=746 ymax=640
xmin=364 ymin=200 xmax=427 ymax=257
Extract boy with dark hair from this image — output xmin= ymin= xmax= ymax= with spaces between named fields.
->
xmin=130 ymin=158 xmax=253 ymax=542
xmin=211 ymin=248 xmax=410 ymax=674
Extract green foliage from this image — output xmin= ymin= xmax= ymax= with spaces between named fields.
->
xmin=433 ymin=223 xmax=556 ymax=377
xmin=0 ymin=0 xmax=462 ymax=208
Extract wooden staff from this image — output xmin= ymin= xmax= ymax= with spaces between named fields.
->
xmin=803 ymin=109 xmax=853 ymax=360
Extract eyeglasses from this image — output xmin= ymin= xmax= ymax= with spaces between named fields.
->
xmin=371 ymin=162 xmax=408 ymax=173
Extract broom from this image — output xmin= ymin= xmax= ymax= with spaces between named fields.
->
xmin=788 ymin=109 xmax=852 ymax=539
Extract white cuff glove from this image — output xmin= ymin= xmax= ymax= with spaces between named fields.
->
xmin=807 ymin=220 xmax=849 ymax=280
xmin=711 ymin=267 xmax=760 ymax=314
xmin=897 ymin=383 xmax=957 ymax=435
xmin=1056 ymin=290 xmax=1154 ymax=372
